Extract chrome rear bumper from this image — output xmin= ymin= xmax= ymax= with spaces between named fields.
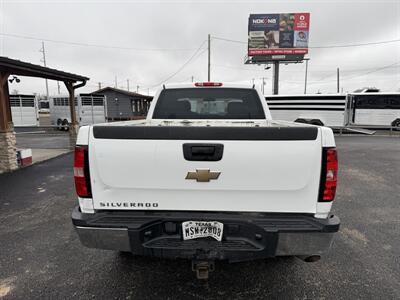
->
xmin=72 ymin=207 xmax=339 ymax=261
xmin=75 ymin=225 xmax=335 ymax=256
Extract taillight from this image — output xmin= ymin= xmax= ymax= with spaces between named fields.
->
xmin=194 ymin=82 xmax=223 ymax=87
xmin=319 ymin=148 xmax=338 ymax=202
xmin=74 ymin=146 xmax=91 ymax=198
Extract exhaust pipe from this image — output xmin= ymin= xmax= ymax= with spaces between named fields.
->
xmin=296 ymin=255 xmax=321 ymax=262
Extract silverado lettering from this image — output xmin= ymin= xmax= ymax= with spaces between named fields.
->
xmin=99 ymin=202 xmax=159 ymax=208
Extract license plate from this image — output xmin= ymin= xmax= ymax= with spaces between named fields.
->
xmin=182 ymin=221 xmax=223 ymax=241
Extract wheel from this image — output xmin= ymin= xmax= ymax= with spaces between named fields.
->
xmin=294 ymin=118 xmax=308 ymax=124
xmin=310 ymin=119 xmax=324 ymax=126
xmin=62 ymin=119 xmax=70 ymax=131
xmin=391 ymin=118 xmax=400 ymax=131
xmin=56 ymin=119 xmax=62 ymax=131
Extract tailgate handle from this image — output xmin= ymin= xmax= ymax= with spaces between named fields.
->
xmin=183 ymin=143 xmax=224 ymax=161
xmin=191 ymin=146 xmax=215 ymax=155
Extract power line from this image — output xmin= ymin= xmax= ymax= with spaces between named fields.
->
xmin=0 ymin=32 xmax=201 ymax=52
xmin=212 ymin=36 xmax=247 ymax=44
xmin=152 ymin=47 xmax=207 ymax=87
xmin=146 ymin=41 xmax=207 ymax=88
xmin=10 ymin=32 xmax=397 ymax=52
xmin=217 ymin=62 xmax=400 ymax=86
xmin=212 ymin=63 xmax=400 ymax=83
xmin=339 ymin=61 xmax=400 ymax=80
xmin=305 ymin=62 xmax=400 ymax=85
xmin=211 ymin=35 xmax=400 ymax=49
xmin=312 ymin=39 xmax=400 ymax=49
xmin=213 ymin=63 xmax=400 ymax=73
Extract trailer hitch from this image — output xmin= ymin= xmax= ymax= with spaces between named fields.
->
xmin=192 ymin=260 xmax=215 ymax=280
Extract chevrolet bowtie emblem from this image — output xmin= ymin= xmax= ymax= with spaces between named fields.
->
xmin=185 ymin=169 xmax=221 ymax=182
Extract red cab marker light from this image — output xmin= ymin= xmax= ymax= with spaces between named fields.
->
xmin=194 ymin=82 xmax=223 ymax=87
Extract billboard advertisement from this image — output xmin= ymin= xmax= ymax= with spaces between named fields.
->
xmin=248 ymin=13 xmax=310 ymax=56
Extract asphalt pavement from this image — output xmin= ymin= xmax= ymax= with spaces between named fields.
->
xmin=15 ymin=131 xmax=72 ymax=150
xmin=14 ymin=130 xmax=72 ymax=164
xmin=0 ymin=136 xmax=399 ymax=299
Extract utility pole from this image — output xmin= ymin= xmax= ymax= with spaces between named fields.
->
xmin=136 ymin=85 xmax=139 ymax=93
xmin=127 ymin=79 xmax=130 ymax=91
xmin=40 ymin=41 xmax=49 ymax=101
xmin=272 ymin=61 xmax=280 ymax=95
xmin=304 ymin=60 xmax=309 ymax=94
xmin=191 ymin=76 xmax=194 ymax=83
xmin=57 ymin=81 xmax=60 ymax=94
xmin=336 ymin=68 xmax=340 ymax=93
xmin=114 ymin=76 xmax=117 ymax=88
xmin=207 ymin=34 xmax=211 ymax=82
xmin=98 ymin=82 xmax=102 ymax=90
xmin=261 ymin=77 xmax=266 ymax=95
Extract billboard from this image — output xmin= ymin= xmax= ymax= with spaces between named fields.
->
xmin=248 ymin=13 xmax=310 ymax=56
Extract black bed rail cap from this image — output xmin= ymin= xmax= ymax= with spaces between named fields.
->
xmin=92 ymin=126 xmax=318 ymax=141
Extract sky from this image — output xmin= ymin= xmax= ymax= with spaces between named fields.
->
xmin=0 ymin=0 xmax=399 ymax=96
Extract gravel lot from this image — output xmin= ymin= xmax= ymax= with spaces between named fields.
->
xmin=0 ymin=135 xmax=399 ymax=299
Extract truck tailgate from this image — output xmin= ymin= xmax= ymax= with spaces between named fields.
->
xmin=88 ymin=125 xmax=322 ymax=213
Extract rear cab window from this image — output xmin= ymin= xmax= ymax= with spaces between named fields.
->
xmin=152 ymin=88 xmax=265 ymax=119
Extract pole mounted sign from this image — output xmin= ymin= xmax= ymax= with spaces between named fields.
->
xmin=248 ymin=13 xmax=310 ymax=59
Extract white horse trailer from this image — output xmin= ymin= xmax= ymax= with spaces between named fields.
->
xmin=79 ymin=94 xmax=107 ymax=126
xmin=49 ymin=94 xmax=107 ymax=130
xmin=266 ymin=94 xmax=347 ymax=127
xmin=10 ymin=94 xmax=39 ymax=127
xmin=49 ymin=96 xmax=76 ymax=129
xmin=345 ymin=93 xmax=400 ymax=128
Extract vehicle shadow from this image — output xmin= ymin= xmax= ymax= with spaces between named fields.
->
xmin=112 ymin=252 xmax=303 ymax=299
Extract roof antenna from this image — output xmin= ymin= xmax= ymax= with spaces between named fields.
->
xmin=163 ymin=84 xmax=166 ymax=90
xmin=252 ymin=83 xmax=255 ymax=89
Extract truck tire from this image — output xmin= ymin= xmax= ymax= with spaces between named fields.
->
xmin=294 ymin=118 xmax=308 ymax=124
xmin=391 ymin=118 xmax=400 ymax=130
xmin=62 ymin=119 xmax=70 ymax=131
xmin=310 ymin=119 xmax=324 ymax=126
xmin=57 ymin=119 xmax=62 ymax=131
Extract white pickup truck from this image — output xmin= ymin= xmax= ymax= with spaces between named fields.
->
xmin=72 ymin=82 xmax=340 ymax=279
